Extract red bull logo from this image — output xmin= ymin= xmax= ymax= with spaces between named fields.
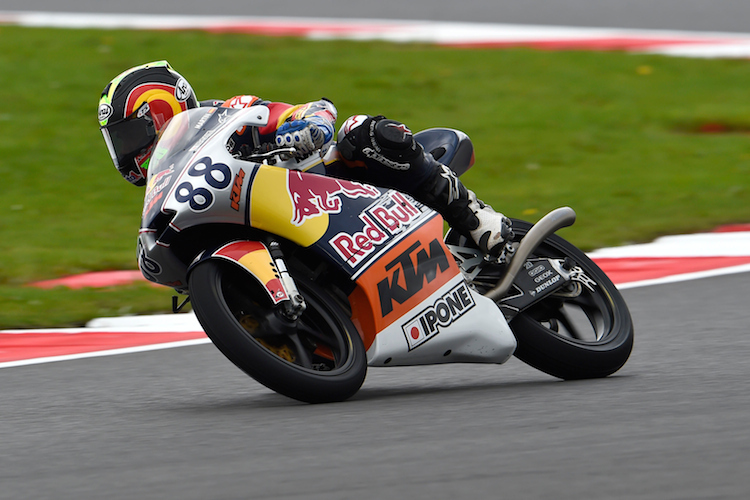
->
xmin=286 ymin=170 xmax=380 ymax=226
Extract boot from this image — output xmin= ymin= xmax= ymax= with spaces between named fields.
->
xmin=414 ymin=159 xmax=513 ymax=257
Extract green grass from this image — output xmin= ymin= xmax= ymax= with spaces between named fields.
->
xmin=1 ymin=25 xmax=750 ymax=328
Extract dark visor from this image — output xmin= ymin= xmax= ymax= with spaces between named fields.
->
xmin=101 ymin=102 xmax=156 ymax=169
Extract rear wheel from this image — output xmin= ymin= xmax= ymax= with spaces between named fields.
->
xmin=447 ymin=220 xmax=633 ymax=379
xmin=188 ymin=259 xmax=367 ymax=403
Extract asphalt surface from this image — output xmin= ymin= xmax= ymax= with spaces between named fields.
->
xmin=2 ymin=272 xmax=750 ymax=499
xmin=3 ymin=3 xmax=749 ymax=499
xmin=3 ymin=0 xmax=750 ymax=33
xmin=0 ymin=274 xmax=750 ymax=499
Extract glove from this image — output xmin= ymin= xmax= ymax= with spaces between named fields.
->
xmin=275 ymin=120 xmax=325 ymax=157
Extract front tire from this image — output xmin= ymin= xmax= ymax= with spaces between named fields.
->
xmin=188 ymin=260 xmax=367 ymax=403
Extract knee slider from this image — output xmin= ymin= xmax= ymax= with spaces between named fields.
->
xmin=337 ymin=115 xmax=423 ymax=169
xmin=374 ymin=119 xmax=414 ymax=151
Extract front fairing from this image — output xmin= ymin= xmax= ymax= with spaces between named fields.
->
xmin=141 ymin=106 xmax=270 ymax=231
xmin=138 ymin=106 xmax=271 ymax=288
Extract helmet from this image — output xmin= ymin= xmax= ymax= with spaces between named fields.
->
xmin=98 ymin=61 xmax=198 ymax=186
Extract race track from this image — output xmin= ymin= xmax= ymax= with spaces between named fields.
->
xmin=2 ymin=4 xmax=749 ymax=498
xmin=5 ymin=0 xmax=750 ymax=32
xmin=3 ymin=272 xmax=750 ymax=499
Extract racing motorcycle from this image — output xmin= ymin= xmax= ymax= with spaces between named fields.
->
xmin=137 ymin=105 xmax=633 ymax=403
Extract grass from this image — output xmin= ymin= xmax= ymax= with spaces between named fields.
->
xmin=1 ymin=25 xmax=749 ymax=328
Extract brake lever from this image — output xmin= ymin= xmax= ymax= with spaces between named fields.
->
xmin=240 ymin=147 xmax=298 ymax=163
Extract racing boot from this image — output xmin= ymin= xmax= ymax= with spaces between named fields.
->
xmin=337 ymin=115 xmax=512 ymax=256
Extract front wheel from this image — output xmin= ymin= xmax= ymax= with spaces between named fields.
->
xmin=188 ymin=260 xmax=367 ymax=403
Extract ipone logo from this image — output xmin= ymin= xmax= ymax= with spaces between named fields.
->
xmin=401 ymin=282 xmax=475 ymax=350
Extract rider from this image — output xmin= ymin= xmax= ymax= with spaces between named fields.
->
xmin=98 ymin=61 xmax=512 ymax=255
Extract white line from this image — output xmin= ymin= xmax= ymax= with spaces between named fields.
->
xmin=588 ymin=231 xmax=750 ymax=259
xmin=0 ymin=337 xmax=212 ymax=369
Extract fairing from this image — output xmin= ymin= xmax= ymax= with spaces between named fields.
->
xmin=138 ymin=106 xmax=516 ymax=366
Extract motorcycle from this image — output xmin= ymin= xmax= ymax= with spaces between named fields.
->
xmin=137 ymin=105 xmax=633 ymax=403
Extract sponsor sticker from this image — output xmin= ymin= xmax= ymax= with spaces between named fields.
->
xmin=230 ymin=168 xmax=246 ymax=211
xmin=329 ymin=191 xmax=425 ymax=268
xmin=377 ymin=238 xmax=451 ymax=317
xmin=400 ymin=282 xmax=476 ymax=350
xmin=286 ymin=170 xmax=380 ymax=226
xmin=143 ymin=165 xmax=174 ymax=217
xmin=98 ymin=103 xmax=113 ymax=123
xmin=175 ymin=77 xmax=192 ymax=102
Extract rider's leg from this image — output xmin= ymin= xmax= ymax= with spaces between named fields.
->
xmin=336 ymin=115 xmax=512 ymax=256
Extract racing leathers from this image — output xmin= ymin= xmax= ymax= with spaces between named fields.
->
xmin=211 ymin=96 xmax=512 ymax=256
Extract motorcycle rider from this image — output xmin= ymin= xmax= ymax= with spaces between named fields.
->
xmin=98 ymin=61 xmax=512 ymax=256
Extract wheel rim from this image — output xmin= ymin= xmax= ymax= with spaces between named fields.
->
xmin=447 ymin=226 xmax=622 ymax=347
xmin=217 ymin=268 xmax=357 ymax=376
xmin=521 ymin=269 xmax=618 ymax=345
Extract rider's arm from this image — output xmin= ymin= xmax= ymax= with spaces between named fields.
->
xmin=272 ymin=99 xmax=338 ymax=156
xmin=277 ymin=99 xmax=337 ymax=145
xmin=222 ymin=96 xmax=337 ymax=156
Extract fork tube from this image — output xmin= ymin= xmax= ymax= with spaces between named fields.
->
xmin=266 ymin=239 xmax=307 ymax=320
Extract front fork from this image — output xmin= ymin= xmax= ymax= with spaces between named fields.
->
xmin=191 ymin=238 xmax=307 ymax=322
xmin=265 ymin=239 xmax=307 ymax=321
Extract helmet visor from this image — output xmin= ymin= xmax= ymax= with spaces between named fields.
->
xmin=101 ymin=102 xmax=156 ymax=169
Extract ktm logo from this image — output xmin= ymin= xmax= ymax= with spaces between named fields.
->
xmin=230 ymin=168 xmax=246 ymax=211
xmin=376 ymin=239 xmax=451 ymax=317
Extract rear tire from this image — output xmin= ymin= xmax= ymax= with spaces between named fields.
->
xmin=447 ymin=220 xmax=633 ymax=379
xmin=508 ymin=220 xmax=633 ymax=379
xmin=188 ymin=259 xmax=367 ymax=403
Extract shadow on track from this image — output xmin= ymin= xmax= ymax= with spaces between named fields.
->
xmin=161 ymin=374 xmax=633 ymax=412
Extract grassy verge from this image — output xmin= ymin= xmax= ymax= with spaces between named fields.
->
xmin=1 ymin=26 xmax=749 ymax=328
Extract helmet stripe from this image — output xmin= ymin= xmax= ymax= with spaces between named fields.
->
xmin=125 ymin=84 xmax=182 ymax=117
xmin=129 ymin=88 xmax=183 ymax=116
